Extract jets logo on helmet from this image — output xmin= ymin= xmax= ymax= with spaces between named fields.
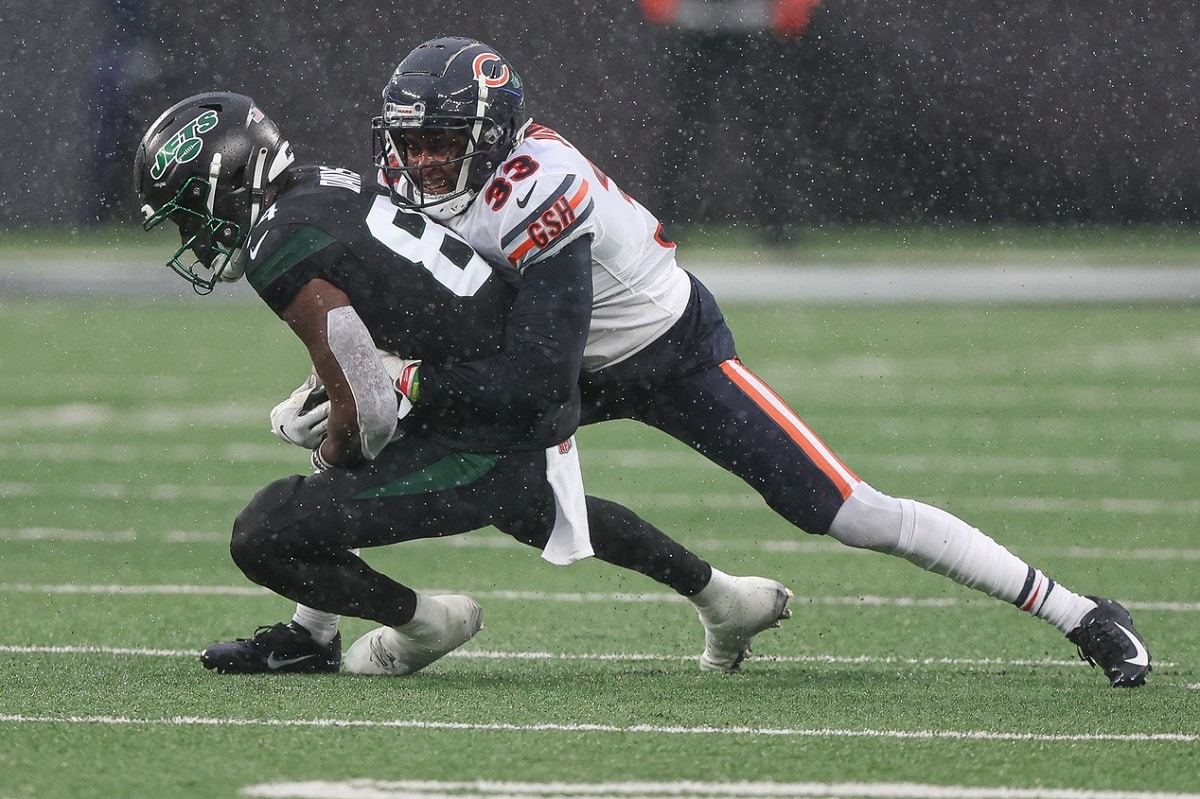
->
xmin=134 ymin=92 xmax=295 ymax=293
xmin=149 ymin=109 xmax=218 ymax=181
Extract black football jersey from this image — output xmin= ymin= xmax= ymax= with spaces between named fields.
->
xmin=244 ymin=165 xmax=578 ymax=452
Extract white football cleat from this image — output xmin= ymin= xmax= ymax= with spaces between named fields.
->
xmin=692 ymin=568 xmax=792 ymax=672
xmin=343 ymin=594 xmax=483 ymax=676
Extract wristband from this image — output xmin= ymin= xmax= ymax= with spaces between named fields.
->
xmin=397 ymin=362 xmax=421 ymax=403
xmin=311 ymin=445 xmax=334 ymax=472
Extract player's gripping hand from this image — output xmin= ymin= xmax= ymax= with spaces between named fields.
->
xmin=272 ymin=353 xmax=414 ymax=453
xmin=269 ymin=373 xmax=330 ymax=449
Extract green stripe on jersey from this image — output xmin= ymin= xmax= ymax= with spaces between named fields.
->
xmin=354 ymin=452 xmax=499 ymax=499
xmin=247 ymin=225 xmax=337 ymax=292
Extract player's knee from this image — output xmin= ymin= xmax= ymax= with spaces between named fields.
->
xmin=229 ymin=477 xmax=297 ymax=583
xmin=759 ymin=484 xmax=845 ymax=535
xmin=827 ymin=482 xmax=906 ymax=553
xmin=229 ymin=510 xmax=272 ymax=585
xmin=494 ymin=504 xmax=554 ymax=549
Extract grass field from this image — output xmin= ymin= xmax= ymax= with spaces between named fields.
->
xmin=2 ymin=288 xmax=1198 ymax=798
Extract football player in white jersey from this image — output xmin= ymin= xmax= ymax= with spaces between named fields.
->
xmin=307 ymin=37 xmax=1149 ymax=686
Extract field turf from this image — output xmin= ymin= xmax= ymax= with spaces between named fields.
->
xmin=1 ymin=289 xmax=1197 ymax=798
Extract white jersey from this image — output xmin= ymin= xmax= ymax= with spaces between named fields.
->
xmin=443 ymin=125 xmax=692 ymax=371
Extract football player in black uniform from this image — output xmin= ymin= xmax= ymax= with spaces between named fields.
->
xmin=336 ymin=38 xmax=1151 ymax=687
xmin=134 ymin=92 xmax=792 ymax=676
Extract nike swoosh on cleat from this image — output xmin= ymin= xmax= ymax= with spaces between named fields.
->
xmin=1115 ymin=622 xmax=1150 ymax=667
xmin=265 ymin=652 xmax=316 ymax=670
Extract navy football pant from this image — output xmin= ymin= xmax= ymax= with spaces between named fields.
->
xmin=230 ymin=434 xmax=709 ymax=627
xmin=581 ymin=357 xmax=855 ymax=535
xmin=580 ymin=275 xmax=856 ymax=535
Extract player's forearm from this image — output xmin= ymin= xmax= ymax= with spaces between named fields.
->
xmin=418 ymin=238 xmax=592 ymax=413
xmin=284 ymin=282 xmax=399 ymax=469
xmin=421 ymin=341 xmax=578 ymax=410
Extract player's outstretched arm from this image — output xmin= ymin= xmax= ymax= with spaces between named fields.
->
xmin=416 ymin=236 xmax=593 ymax=414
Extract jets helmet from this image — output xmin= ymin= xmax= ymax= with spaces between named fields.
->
xmin=134 ymin=92 xmax=295 ymax=292
xmin=374 ymin=37 xmax=530 ymax=220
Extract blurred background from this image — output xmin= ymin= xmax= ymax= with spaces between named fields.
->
xmin=3 ymin=0 xmax=1199 ymax=245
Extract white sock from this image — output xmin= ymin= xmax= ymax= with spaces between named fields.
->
xmin=690 ymin=568 xmax=734 ymax=609
xmin=293 ymin=605 xmax=341 ymax=645
xmin=291 ymin=547 xmax=360 ymax=645
xmin=1007 ymin=567 xmax=1096 ymax=634
xmin=829 ymin=483 xmax=1096 ymax=634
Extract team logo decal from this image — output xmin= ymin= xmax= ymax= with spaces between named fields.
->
xmin=150 ymin=109 xmax=219 ymax=180
xmin=472 ymin=53 xmax=510 ymax=87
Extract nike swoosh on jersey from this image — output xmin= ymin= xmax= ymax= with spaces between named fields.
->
xmin=248 ymin=229 xmax=270 ymax=260
xmin=265 ymin=652 xmax=316 ymax=670
xmin=515 ymin=182 xmax=537 ymax=208
xmin=1115 ymin=622 xmax=1150 ymax=666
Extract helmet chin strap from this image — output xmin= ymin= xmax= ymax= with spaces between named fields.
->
xmin=390 ymin=164 xmax=475 ymax=221
xmin=422 ymin=187 xmax=475 ymax=220
xmin=197 ymin=150 xmax=250 ymax=286
xmin=223 ymin=142 xmax=295 ymax=284
xmin=512 ymin=117 xmax=532 ymax=147
xmin=205 ymin=152 xmax=222 ymax=215
xmin=246 ymin=146 xmax=270 ymax=231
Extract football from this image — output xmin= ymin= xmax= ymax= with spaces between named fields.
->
xmin=299 ymin=383 xmax=328 ymax=413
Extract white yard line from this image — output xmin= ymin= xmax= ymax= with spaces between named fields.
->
xmin=236 ymin=777 xmax=1200 ymax=796
xmin=6 ymin=480 xmax=1200 ymax=515
xmin=0 ymin=713 xmax=1195 ymax=745
xmin=686 ymin=262 xmax=1200 ymax=303
xmin=239 ymin=779 xmax=1200 ymax=799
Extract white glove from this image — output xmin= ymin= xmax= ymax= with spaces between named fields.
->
xmin=378 ymin=352 xmax=420 ymax=420
xmin=269 ymin=373 xmax=330 ymax=449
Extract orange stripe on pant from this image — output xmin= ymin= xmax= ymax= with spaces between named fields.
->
xmin=720 ymin=358 xmax=859 ymax=500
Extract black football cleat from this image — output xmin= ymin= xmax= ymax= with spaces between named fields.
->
xmin=1065 ymin=596 xmax=1151 ymax=688
xmin=200 ymin=621 xmax=341 ymax=674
